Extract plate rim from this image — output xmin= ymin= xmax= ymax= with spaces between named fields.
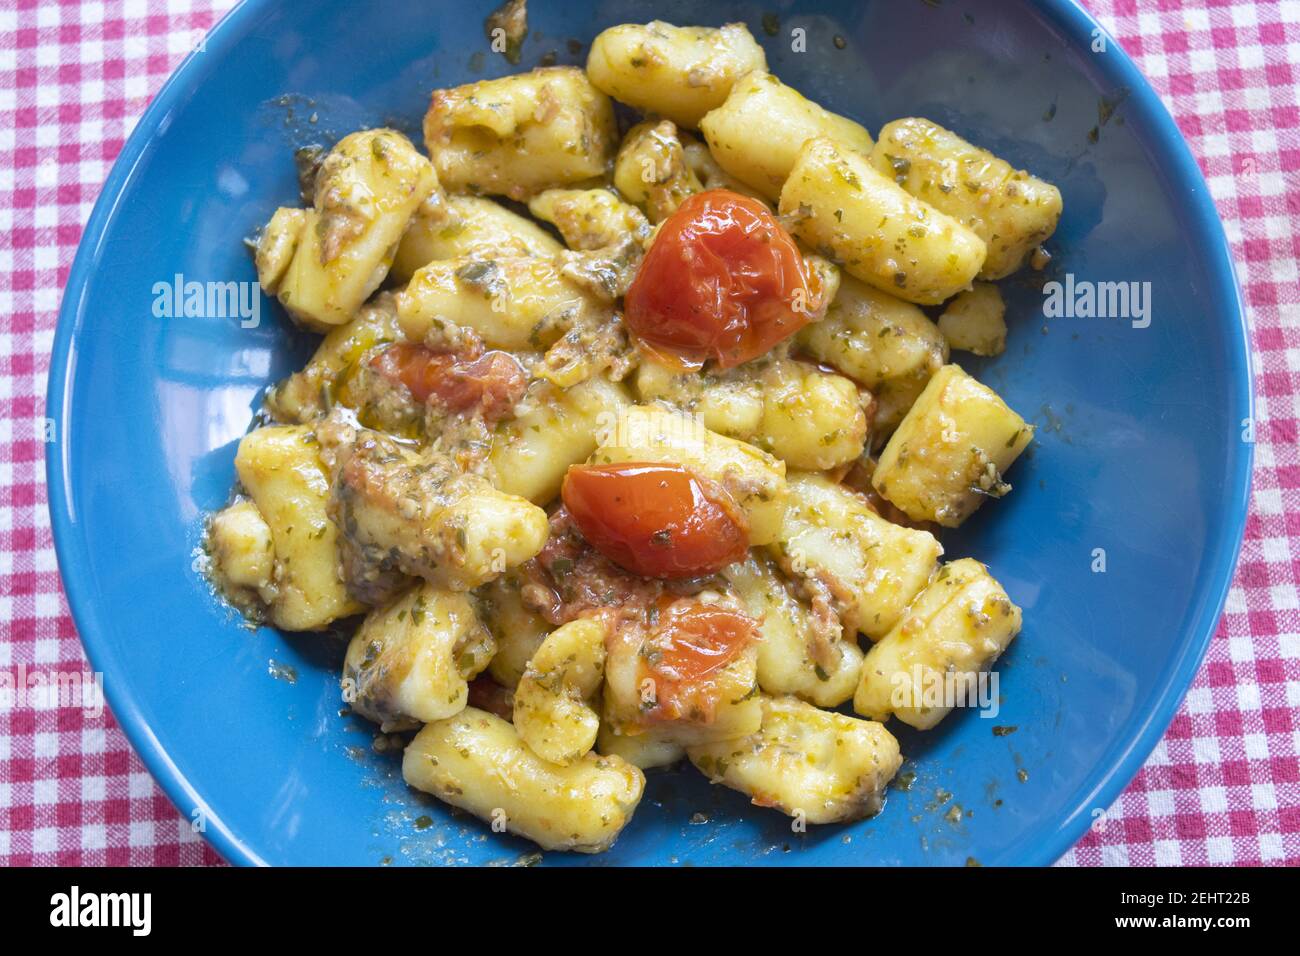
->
xmin=44 ymin=0 xmax=1255 ymax=867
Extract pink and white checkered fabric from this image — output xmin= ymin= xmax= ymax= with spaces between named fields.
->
xmin=0 ymin=0 xmax=1295 ymax=867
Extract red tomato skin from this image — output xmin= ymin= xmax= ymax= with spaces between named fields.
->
xmin=369 ymin=343 xmax=525 ymax=419
xmin=560 ymin=462 xmax=750 ymax=579
xmin=624 ymin=189 xmax=826 ymax=369
xmin=639 ymin=601 xmax=759 ymax=723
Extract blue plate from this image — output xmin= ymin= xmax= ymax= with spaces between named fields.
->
xmin=47 ymin=0 xmax=1252 ymax=866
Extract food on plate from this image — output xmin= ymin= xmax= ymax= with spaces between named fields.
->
xmin=210 ymin=16 xmax=1053 ymax=854
xmin=854 ymin=558 xmax=1023 ymax=729
xmin=870 ymin=117 xmax=1063 ymax=279
xmin=700 ymin=69 xmax=874 ymax=200
xmin=872 ymin=364 xmax=1034 ymax=527
xmin=938 ymin=282 xmax=1007 ymax=356
xmin=779 ymin=136 xmax=987 ymax=305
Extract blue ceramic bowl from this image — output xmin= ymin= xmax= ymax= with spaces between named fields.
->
xmin=47 ymin=0 xmax=1252 ymax=866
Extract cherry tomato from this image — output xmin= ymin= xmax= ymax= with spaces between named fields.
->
xmin=561 ymin=462 xmax=749 ymax=578
xmin=369 ymin=343 xmax=525 ymax=418
xmin=640 ymin=601 xmax=758 ymax=722
xmin=624 ymin=189 xmax=826 ymax=369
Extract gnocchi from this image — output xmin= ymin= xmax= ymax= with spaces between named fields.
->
xmin=391 ymin=194 xmax=563 ymax=283
xmin=688 ymin=695 xmax=902 ymax=824
xmin=634 ymin=355 xmax=868 ymax=471
xmin=596 ymin=722 xmax=686 ymax=770
xmin=257 ymin=129 xmax=437 ymax=329
xmin=512 ymin=616 xmax=607 ymax=765
xmin=528 ymin=187 xmax=652 ymax=251
xmin=324 ymin=422 xmax=550 ymax=591
xmin=487 ymin=374 xmax=632 ymax=504
xmin=233 ymin=425 xmax=363 ymax=630
xmin=613 ymin=119 xmax=703 ymax=223
xmin=396 ymin=254 xmax=609 ymax=352
xmin=207 ymin=14 xmax=1058 ymax=855
xmin=586 ymin=21 xmax=767 ymax=128
xmin=207 ymin=499 xmax=276 ymax=612
xmin=478 ymin=573 xmax=551 ymax=688
xmin=872 ymin=363 xmax=1034 ymax=527
xmin=796 ymin=275 xmax=948 ymax=435
xmin=938 ymin=282 xmax=1008 ymax=357
xmin=403 ymin=707 xmax=645 ymax=853
xmin=771 ymin=472 xmax=942 ymax=641
xmin=422 ymin=67 xmax=618 ymax=200
xmin=601 ymin=595 xmax=764 ymax=747
xmin=264 ymin=293 xmax=403 ymax=425
xmin=724 ymin=554 xmax=863 ymax=707
xmin=780 ymin=136 xmax=987 ymax=304
xmin=343 ymin=583 xmax=495 ymax=731
xmin=701 ymin=70 xmax=875 ymax=200
xmin=854 ymin=559 xmax=1022 ymax=729
xmin=871 ymin=117 xmax=1063 ymax=279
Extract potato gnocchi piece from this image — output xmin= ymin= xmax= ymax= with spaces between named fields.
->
xmin=403 ymin=707 xmax=645 ymax=853
xmin=265 ymin=294 xmax=403 ymax=425
xmin=342 ymin=583 xmax=495 ymax=731
xmin=396 ymin=255 xmax=607 ymax=352
xmin=586 ymin=21 xmax=767 ymax=129
xmin=758 ymin=358 xmax=868 ymax=471
xmin=254 ymin=207 xmax=307 ymax=292
xmin=234 ymin=425 xmax=363 ymax=630
xmin=688 ymin=695 xmax=902 ymax=824
xmin=796 ymin=275 xmax=948 ymax=435
xmin=207 ymin=499 xmax=277 ymax=609
xmin=589 ymin=403 xmax=788 ymax=546
xmin=700 ymin=70 xmax=875 ymax=201
xmin=478 ymin=573 xmax=552 ymax=688
xmin=772 ymin=472 xmax=941 ymax=641
xmin=488 ymin=375 xmax=631 ymax=504
xmin=724 ymin=555 xmax=862 ymax=708
xmin=871 ymin=117 xmax=1063 ymax=279
xmin=596 ymin=722 xmax=686 ymax=770
xmin=937 ymin=282 xmax=1007 ymax=356
xmin=391 ymin=194 xmax=563 ymax=284
xmin=634 ymin=356 xmax=867 ymax=471
xmin=872 ymin=363 xmax=1033 ymax=527
xmin=632 ymin=357 xmax=757 ymax=433
xmin=326 ymin=424 xmax=549 ymax=591
xmin=513 ymin=616 xmax=608 ymax=766
xmin=780 ymin=136 xmax=986 ymax=305
xmin=258 ymin=129 xmax=438 ymax=329
xmin=613 ymin=120 xmax=703 ymax=223
xmin=423 ymin=67 xmax=617 ymax=200
xmin=528 ymin=188 xmax=652 ymax=251
xmin=854 ymin=558 xmax=1022 ymax=729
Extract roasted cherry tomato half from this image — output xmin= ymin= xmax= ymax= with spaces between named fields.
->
xmin=561 ymin=462 xmax=750 ymax=578
xmin=623 ymin=189 xmax=827 ymax=369
xmin=369 ymin=343 xmax=525 ymax=419
xmin=639 ymin=601 xmax=759 ymax=722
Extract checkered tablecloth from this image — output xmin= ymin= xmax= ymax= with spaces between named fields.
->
xmin=1 ymin=0 xmax=1295 ymax=867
